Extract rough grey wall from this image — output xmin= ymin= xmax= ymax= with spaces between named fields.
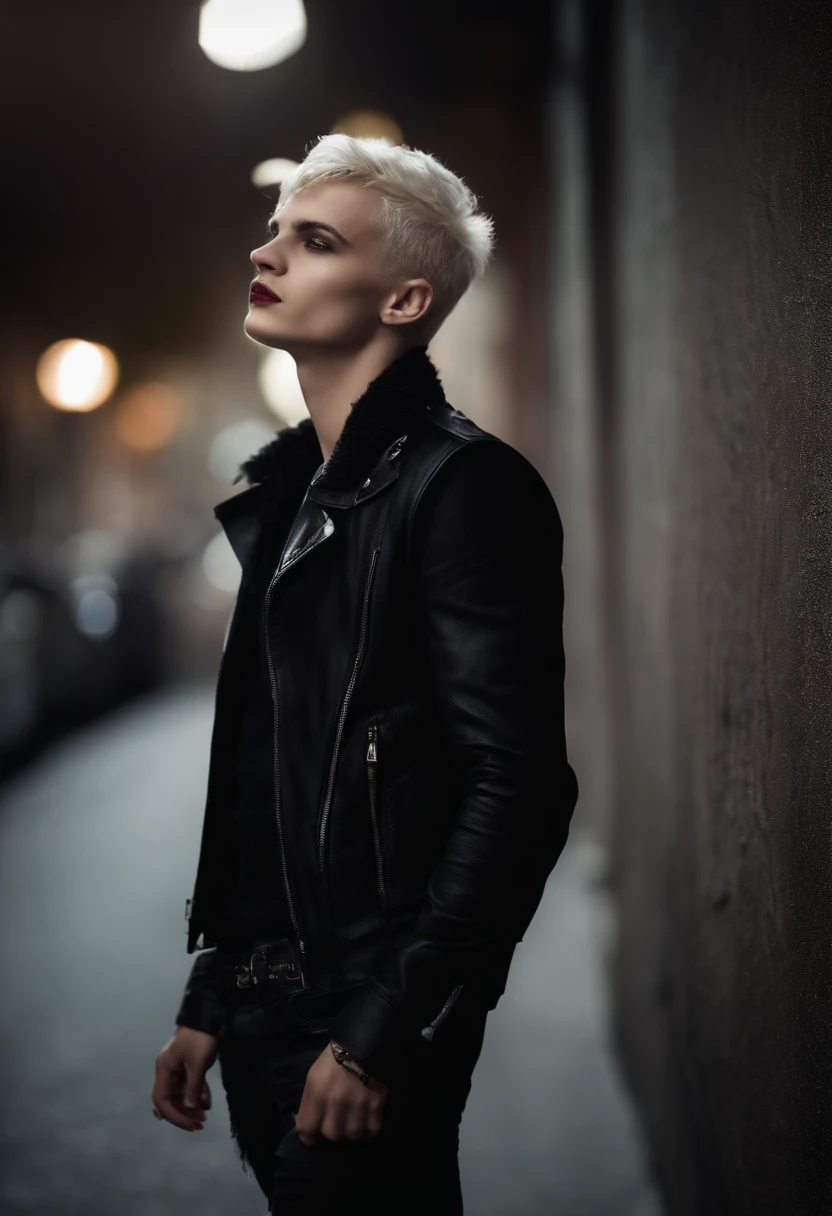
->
xmin=592 ymin=1 xmax=832 ymax=1212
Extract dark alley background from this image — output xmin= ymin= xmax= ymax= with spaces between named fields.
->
xmin=1 ymin=0 xmax=829 ymax=1212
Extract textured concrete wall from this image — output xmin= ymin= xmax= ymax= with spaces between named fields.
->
xmin=584 ymin=2 xmax=832 ymax=1212
xmin=550 ymin=0 xmax=832 ymax=1210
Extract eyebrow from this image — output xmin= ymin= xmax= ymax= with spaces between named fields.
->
xmin=267 ymin=216 xmax=352 ymax=247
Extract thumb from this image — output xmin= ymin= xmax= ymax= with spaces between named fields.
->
xmin=183 ymin=1063 xmax=206 ymax=1111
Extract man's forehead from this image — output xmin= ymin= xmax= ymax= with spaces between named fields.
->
xmin=273 ymin=181 xmax=380 ymax=239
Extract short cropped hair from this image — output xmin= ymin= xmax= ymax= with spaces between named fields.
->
xmin=274 ymin=133 xmax=496 ymax=342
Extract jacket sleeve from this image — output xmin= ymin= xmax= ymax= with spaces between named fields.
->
xmin=174 ymin=948 xmax=226 ymax=1037
xmin=327 ymin=438 xmax=580 ymax=1088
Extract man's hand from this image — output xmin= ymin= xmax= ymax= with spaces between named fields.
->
xmin=295 ymin=1040 xmax=390 ymax=1145
xmin=152 ymin=1026 xmax=217 ymax=1131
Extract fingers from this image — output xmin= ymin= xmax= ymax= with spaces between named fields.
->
xmin=319 ymin=1096 xmax=350 ymax=1143
xmin=152 ymin=1086 xmax=205 ymax=1131
xmin=297 ymin=1094 xmax=385 ymax=1144
xmin=295 ymin=1049 xmax=388 ymax=1146
xmin=343 ymin=1092 xmax=384 ymax=1140
xmin=183 ymin=1061 xmax=208 ymax=1117
xmin=152 ymin=1049 xmax=207 ymax=1132
xmin=295 ymin=1083 xmax=325 ymax=1145
xmin=343 ymin=1110 xmax=371 ymax=1141
xmin=364 ymin=1096 xmax=384 ymax=1139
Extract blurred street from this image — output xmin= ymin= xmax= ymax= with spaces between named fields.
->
xmin=0 ymin=687 xmax=660 ymax=1216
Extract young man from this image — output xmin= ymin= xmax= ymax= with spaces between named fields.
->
xmin=152 ymin=133 xmax=579 ymax=1214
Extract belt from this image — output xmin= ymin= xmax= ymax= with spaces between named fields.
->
xmin=215 ymin=938 xmax=307 ymax=996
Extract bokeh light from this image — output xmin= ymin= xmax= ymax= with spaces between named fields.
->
xmin=209 ymin=419 xmax=276 ymax=484
xmin=198 ymin=0 xmax=307 ymax=71
xmin=36 ymin=339 xmax=119 ymax=412
xmin=114 ymin=382 xmax=185 ymax=452
xmin=69 ymin=574 xmax=119 ymax=640
xmin=251 ymin=157 xmax=300 ymax=191
xmin=202 ymin=531 xmax=241 ymax=593
xmin=257 ymin=348 xmax=309 ymax=423
xmin=59 ymin=529 xmax=126 ymax=578
xmin=331 ymin=110 xmax=403 ymax=143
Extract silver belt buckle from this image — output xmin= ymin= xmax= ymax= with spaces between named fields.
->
xmin=248 ymin=942 xmax=304 ymax=989
xmin=266 ymin=959 xmax=304 ymax=989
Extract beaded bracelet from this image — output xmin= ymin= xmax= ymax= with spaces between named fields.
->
xmin=330 ymin=1039 xmax=372 ymax=1087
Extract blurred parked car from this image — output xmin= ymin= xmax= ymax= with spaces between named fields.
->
xmin=0 ymin=544 xmax=170 ymax=779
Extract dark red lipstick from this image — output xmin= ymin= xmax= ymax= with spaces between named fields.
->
xmin=250 ymin=280 xmax=282 ymax=304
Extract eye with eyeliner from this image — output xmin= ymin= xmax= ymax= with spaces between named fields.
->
xmin=266 ymin=225 xmax=332 ymax=253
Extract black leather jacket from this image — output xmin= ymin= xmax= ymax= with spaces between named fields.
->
xmin=175 ymin=345 xmax=579 ymax=1087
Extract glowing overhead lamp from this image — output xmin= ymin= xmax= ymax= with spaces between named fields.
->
xmin=251 ymin=157 xmax=300 ymax=191
xmin=36 ymin=339 xmax=119 ymax=412
xmin=331 ymin=110 xmax=403 ymax=143
xmin=198 ymin=0 xmax=307 ymax=71
xmin=257 ymin=348 xmax=308 ymax=424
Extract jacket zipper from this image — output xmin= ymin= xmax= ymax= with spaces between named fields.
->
xmin=318 ymin=545 xmax=381 ymax=876
xmin=366 ymin=720 xmax=388 ymax=925
xmin=421 ymin=982 xmax=465 ymax=1041
xmin=264 ymin=514 xmax=335 ymax=977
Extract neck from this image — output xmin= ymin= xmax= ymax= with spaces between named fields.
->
xmin=292 ymin=338 xmax=420 ymax=465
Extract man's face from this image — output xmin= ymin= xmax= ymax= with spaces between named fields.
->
xmin=245 ymin=180 xmax=392 ymax=354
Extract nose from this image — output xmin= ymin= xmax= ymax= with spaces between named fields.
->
xmin=250 ymin=242 xmax=271 ymax=270
xmin=250 ymin=238 xmax=285 ymax=273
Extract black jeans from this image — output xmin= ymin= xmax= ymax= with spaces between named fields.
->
xmin=215 ymin=946 xmax=489 ymax=1214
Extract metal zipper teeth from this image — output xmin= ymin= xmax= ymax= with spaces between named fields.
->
xmin=318 ymin=545 xmax=381 ymax=876
xmin=421 ymin=982 xmax=465 ymax=1041
xmin=264 ymin=517 xmax=335 ymax=967
xmin=366 ymin=721 xmax=388 ymax=922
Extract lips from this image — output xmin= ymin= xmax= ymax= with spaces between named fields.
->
xmin=250 ymin=282 xmax=281 ymax=304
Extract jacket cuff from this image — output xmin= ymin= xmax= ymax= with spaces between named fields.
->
xmin=174 ymin=949 xmax=226 ymax=1037
xmin=326 ymin=980 xmax=424 ymax=1089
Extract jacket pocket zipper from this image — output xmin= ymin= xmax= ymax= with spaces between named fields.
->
xmin=421 ymin=982 xmax=465 ymax=1041
xmin=318 ymin=544 xmax=381 ymax=876
xmin=366 ymin=720 xmax=389 ymax=926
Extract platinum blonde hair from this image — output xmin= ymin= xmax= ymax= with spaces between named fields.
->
xmin=275 ymin=133 xmax=496 ymax=341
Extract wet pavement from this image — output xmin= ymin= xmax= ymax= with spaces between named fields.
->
xmin=0 ymin=685 xmax=662 ymax=1215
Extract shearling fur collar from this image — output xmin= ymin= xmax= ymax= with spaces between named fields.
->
xmin=236 ymin=343 xmax=445 ymax=493
xmin=229 ymin=343 xmax=447 ymax=588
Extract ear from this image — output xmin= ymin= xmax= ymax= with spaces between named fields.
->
xmin=380 ymin=279 xmax=433 ymax=327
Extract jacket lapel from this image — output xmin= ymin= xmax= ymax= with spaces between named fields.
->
xmin=212 ymin=483 xmax=264 ymax=575
xmin=212 ymin=343 xmax=448 ymax=585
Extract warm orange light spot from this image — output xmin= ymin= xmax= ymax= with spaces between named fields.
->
xmin=114 ymin=382 xmax=185 ymax=452
xmin=331 ymin=110 xmax=403 ymax=144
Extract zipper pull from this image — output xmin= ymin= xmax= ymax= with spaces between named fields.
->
xmin=367 ymin=722 xmax=378 ymax=762
xmin=421 ymin=982 xmax=464 ymax=1041
xmin=387 ymin=434 xmax=408 ymax=462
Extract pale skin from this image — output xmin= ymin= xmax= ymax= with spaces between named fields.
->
xmin=153 ymin=178 xmax=436 ymax=1145
xmin=245 ymin=178 xmax=434 ymax=463
xmin=152 ymin=1026 xmax=389 ymax=1144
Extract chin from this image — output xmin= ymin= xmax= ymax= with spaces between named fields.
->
xmin=244 ymin=313 xmax=287 ymax=349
